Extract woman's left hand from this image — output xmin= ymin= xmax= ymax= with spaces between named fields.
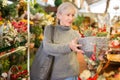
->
xmin=69 ymin=38 xmax=84 ymax=54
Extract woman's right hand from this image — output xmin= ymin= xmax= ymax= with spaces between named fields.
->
xmin=69 ymin=38 xmax=84 ymax=54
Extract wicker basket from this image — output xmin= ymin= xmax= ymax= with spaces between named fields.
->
xmin=107 ymin=54 xmax=120 ymax=62
xmin=106 ymin=77 xmax=120 ymax=80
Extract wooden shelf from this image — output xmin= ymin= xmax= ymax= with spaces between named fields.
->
xmin=45 ymin=6 xmax=57 ymax=13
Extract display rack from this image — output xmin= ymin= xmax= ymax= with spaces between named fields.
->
xmin=0 ymin=0 xmax=29 ymax=79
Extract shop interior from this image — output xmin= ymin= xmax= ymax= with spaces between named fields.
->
xmin=0 ymin=0 xmax=120 ymax=80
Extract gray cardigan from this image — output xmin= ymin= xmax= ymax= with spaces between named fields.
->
xmin=43 ymin=25 xmax=80 ymax=80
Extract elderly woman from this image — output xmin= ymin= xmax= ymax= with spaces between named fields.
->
xmin=31 ymin=2 xmax=84 ymax=80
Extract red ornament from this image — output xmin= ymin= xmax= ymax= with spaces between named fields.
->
xmin=90 ymin=53 xmax=96 ymax=61
xmin=78 ymin=77 xmax=81 ymax=80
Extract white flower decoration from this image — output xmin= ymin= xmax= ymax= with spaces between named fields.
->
xmin=1 ymin=72 xmax=8 ymax=78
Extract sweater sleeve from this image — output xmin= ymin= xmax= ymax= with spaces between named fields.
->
xmin=43 ymin=25 xmax=72 ymax=56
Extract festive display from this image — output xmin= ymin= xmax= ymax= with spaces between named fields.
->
xmin=0 ymin=0 xmax=28 ymax=80
xmin=0 ymin=0 xmax=120 ymax=80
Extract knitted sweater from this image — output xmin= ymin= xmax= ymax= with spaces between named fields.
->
xmin=43 ymin=25 xmax=80 ymax=80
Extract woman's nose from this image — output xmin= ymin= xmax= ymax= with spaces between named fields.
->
xmin=69 ymin=15 xmax=74 ymax=20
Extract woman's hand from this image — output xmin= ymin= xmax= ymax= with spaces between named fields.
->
xmin=69 ymin=38 xmax=84 ymax=54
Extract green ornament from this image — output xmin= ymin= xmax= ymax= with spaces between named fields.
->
xmin=54 ymin=0 xmax=62 ymax=7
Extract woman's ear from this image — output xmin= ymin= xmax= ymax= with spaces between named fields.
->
xmin=55 ymin=18 xmax=60 ymax=25
xmin=57 ymin=13 xmax=61 ymax=20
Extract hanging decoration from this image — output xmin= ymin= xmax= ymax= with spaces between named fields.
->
xmin=42 ymin=0 xmax=48 ymax=3
xmin=2 ymin=0 xmax=7 ymax=7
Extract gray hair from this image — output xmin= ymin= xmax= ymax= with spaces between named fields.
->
xmin=56 ymin=2 xmax=77 ymax=16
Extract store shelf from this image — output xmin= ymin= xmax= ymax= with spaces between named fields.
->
xmin=0 ymin=46 xmax=27 ymax=59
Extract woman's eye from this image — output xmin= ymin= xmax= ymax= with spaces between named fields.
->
xmin=67 ymin=14 xmax=74 ymax=17
xmin=67 ymin=14 xmax=70 ymax=16
xmin=72 ymin=14 xmax=75 ymax=17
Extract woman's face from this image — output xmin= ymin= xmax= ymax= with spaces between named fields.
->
xmin=58 ymin=10 xmax=75 ymax=26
